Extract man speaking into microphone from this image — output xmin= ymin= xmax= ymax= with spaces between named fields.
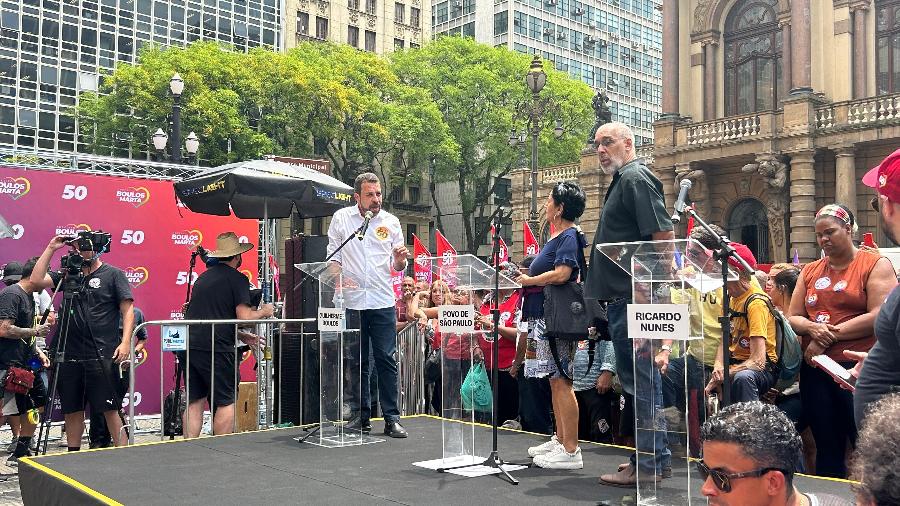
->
xmin=327 ymin=172 xmax=410 ymax=438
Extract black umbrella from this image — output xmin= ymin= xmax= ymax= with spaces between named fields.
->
xmin=173 ymin=159 xmax=354 ymax=219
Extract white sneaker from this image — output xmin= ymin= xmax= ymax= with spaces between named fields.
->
xmin=527 ymin=435 xmax=562 ymax=457
xmin=533 ymin=446 xmax=583 ymax=470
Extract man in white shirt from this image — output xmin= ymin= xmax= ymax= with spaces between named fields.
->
xmin=327 ymin=173 xmax=410 ymax=438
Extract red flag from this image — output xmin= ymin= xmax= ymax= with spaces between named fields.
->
xmin=412 ymin=234 xmax=432 ymax=284
xmin=685 ymin=202 xmax=695 ymax=236
xmin=490 ymin=225 xmax=510 ymax=265
xmin=391 ymin=270 xmax=403 ymax=300
xmin=523 ymin=222 xmax=540 ymax=257
xmin=267 ymin=254 xmax=281 ymax=301
xmin=434 ymin=229 xmax=458 ymax=287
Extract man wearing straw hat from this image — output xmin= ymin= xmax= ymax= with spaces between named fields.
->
xmin=183 ymin=232 xmax=274 ymax=438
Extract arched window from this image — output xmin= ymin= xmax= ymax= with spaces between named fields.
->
xmin=728 ymin=198 xmax=772 ymax=264
xmin=724 ymin=0 xmax=783 ymax=116
xmin=876 ymin=0 xmax=900 ymax=94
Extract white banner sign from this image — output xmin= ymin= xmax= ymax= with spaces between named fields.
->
xmin=438 ymin=305 xmax=475 ymax=334
xmin=318 ymin=307 xmax=346 ymax=331
xmin=627 ymin=303 xmax=691 ymax=340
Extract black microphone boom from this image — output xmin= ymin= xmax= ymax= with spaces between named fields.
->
xmin=671 ymin=179 xmax=692 ymax=224
xmin=356 ymin=211 xmax=373 ymax=240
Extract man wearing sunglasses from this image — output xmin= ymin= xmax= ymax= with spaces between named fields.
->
xmin=699 ymin=401 xmax=851 ymax=505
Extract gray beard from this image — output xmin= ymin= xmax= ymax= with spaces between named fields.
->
xmin=600 ymin=164 xmax=617 ymax=175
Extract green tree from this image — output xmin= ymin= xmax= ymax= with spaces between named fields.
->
xmin=75 ymin=42 xmax=456 ymax=196
xmin=391 ymin=37 xmax=593 ymax=252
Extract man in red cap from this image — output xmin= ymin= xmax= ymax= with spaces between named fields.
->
xmin=854 ymin=148 xmax=900 ymax=428
xmin=705 ymin=243 xmax=779 ymax=402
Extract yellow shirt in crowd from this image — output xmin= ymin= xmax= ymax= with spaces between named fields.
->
xmin=729 ymin=284 xmax=777 ymax=364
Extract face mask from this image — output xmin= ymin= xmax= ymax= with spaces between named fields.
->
xmin=236 ymin=256 xmax=243 ymax=269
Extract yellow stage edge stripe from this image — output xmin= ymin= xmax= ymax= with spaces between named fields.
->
xmin=18 ymin=457 xmax=124 ymax=506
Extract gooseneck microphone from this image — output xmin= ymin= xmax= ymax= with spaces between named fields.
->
xmin=671 ymin=179 xmax=692 ymax=224
xmin=356 ymin=211 xmax=374 ymax=240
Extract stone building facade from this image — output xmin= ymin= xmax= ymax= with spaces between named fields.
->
xmin=513 ymin=0 xmax=900 ymax=265
xmin=286 ymin=0 xmax=429 ymax=53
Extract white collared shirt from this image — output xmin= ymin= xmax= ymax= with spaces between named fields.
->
xmin=327 ymin=205 xmax=405 ymax=310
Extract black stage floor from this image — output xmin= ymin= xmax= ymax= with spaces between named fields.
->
xmin=19 ymin=415 xmax=855 ymax=505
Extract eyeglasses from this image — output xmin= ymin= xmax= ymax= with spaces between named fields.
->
xmin=696 ymin=460 xmax=786 ymax=493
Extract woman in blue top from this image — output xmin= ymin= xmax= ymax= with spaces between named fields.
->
xmin=514 ymin=181 xmax=588 ymax=470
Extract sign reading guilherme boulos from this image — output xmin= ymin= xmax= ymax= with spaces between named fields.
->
xmin=318 ymin=308 xmax=346 ymax=331
xmin=626 ymin=304 xmax=691 ymax=340
xmin=438 ymin=305 xmax=475 ymax=334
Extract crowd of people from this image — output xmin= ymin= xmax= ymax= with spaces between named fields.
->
xmin=1 ymin=128 xmax=899 ymax=503
xmin=392 ymin=125 xmax=900 ymax=501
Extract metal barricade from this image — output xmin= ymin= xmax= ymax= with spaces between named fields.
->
xmin=127 ymin=317 xmax=427 ymax=444
xmin=127 ymin=318 xmax=315 ymax=444
xmin=396 ymin=323 xmax=426 ymax=416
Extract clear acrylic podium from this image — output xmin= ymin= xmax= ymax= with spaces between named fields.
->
xmin=596 ymin=239 xmax=737 ymax=504
xmin=417 ymin=254 xmax=519 ymax=470
xmin=294 ymin=261 xmax=383 ymax=448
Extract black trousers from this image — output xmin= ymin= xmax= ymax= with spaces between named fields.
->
xmin=575 ymin=388 xmax=615 ymax=444
xmin=800 ymin=361 xmax=857 ymax=478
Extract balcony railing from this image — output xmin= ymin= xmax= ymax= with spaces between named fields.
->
xmin=815 ymin=93 xmax=900 ymax=130
xmin=635 ymin=144 xmax=654 ymax=166
xmin=685 ymin=113 xmax=762 ymax=145
xmin=540 ymin=164 xmax=579 ymax=183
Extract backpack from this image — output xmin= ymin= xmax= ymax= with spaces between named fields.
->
xmin=731 ymin=293 xmax=802 ymax=382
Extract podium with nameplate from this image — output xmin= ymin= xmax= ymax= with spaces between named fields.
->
xmin=294 ymin=260 xmax=383 ymax=447
xmin=596 ymin=239 xmax=738 ymax=504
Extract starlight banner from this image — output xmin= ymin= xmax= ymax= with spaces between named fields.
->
xmin=0 ymin=166 xmax=259 ymax=415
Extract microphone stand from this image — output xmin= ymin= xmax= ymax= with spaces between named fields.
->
xmin=678 ymin=206 xmax=754 ymax=408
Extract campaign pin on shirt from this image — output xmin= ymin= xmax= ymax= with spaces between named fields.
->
xmin=739 ymin=337 xmax=751 ymax=349
xmin=815 ymin=311 xmax=831 ymax=324
xmin=375 ymin=226 xmax=389 ymax=240
xmin=806 ymin=293 xmax=818 ymax=306
xmin=88 ymin=278 xmax=101 ymax=288
xmin=814 ymin=276 xmax=832 ymax=290
xmin=833 ymin=280 xmax=848 ymax=292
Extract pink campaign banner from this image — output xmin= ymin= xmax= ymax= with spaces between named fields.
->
xmin=0 ymin=166 xmax=259 ymax=415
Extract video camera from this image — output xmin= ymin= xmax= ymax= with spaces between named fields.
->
xmin=60 ymin=230 xmax=112 ymax=275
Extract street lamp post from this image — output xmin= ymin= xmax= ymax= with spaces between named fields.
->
xmin=151 ymin=72 xmax=200 ymax=164
xmin=510 ymin=56 xmax=563 ymax=232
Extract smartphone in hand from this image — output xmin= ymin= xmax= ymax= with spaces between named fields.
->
xmin=811 ymin=354 xmax=857 ymax=391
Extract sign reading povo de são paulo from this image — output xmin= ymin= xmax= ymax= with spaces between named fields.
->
xmin=626 ymin=304 xmax=692 ymax=340
xmin=438 ymin=305 xmax=475 ymax=334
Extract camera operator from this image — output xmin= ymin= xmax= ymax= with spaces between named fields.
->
xmin=182 ymin=232 xmax=273 ymax=438
xmin=31 ymin=234 xmax=134 ymax=450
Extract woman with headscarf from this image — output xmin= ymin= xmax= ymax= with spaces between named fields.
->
xmin=786 ymin=203 xmax=896 ymax=478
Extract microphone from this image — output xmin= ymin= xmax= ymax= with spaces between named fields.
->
xmin=356 ymin=211 xmax=373 ymax=240
xmin=671 ymin=179 xmax=692 ymax=224
xmin=195 ymin=245 xmax=210 ymax=264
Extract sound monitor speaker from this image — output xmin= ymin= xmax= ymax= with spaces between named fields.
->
xmin=275 ymin=234 xmax=327 ymax=426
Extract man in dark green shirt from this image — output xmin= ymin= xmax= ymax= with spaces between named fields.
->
xmin=585 ymin=122 xmax=675 ymax=487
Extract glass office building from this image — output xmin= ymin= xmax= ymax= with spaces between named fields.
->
xmin=0 ymin=0 xmax=282 ymax=152
xmin=433 ymin=0 xmax=661 ymax=145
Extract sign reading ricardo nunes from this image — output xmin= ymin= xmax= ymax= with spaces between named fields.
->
xmin=438 ymin=305 xmax=475 ymax=334
xmin=318 ymin=308 xmax=346 ymax=331
xmin=626 ymin=304 xmax=691 ymax=340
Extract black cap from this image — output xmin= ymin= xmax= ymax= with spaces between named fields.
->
xmin=1 ymin=261 xmax=24 ymax=284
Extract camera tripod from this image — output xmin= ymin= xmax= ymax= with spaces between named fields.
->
xmin=34 ymin=267 xmax=129 ymax=455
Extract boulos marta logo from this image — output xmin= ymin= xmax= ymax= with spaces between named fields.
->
xmin=124 ymin=266 xmax=150 ymax=288
xmin=55 ymin=223 xmax=91 ymax=236
xmin=116 ymin=186 xmax=151 ymax=208
xmin=172 ymin=229 xmax=203 ymax=247
xmin=0 ymin=176 xmax=31 ymax=200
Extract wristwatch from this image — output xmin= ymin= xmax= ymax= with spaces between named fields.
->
xmin=660 ymin=344 xmax=672 ymax=353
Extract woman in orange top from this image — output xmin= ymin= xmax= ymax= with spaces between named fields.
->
xmin=787 ymin=204 xmax=896 ymax=478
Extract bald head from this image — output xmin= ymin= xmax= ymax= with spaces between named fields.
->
xmin=595 ymin=122 xmax=636 ymax=175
